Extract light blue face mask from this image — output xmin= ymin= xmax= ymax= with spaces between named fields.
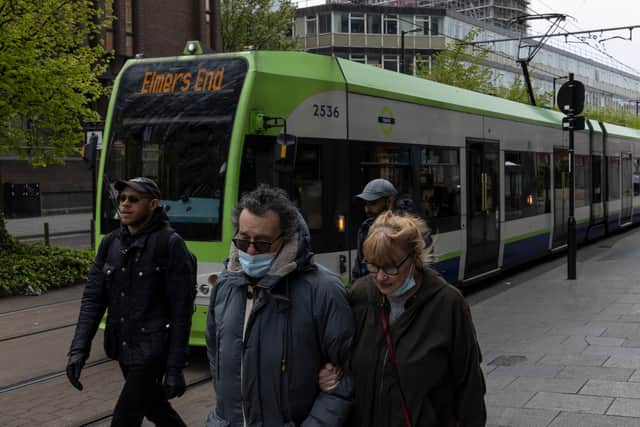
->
xmin=238 ymin=250 xmax=276 ymax=278
xmin=390 ymin=266 xmax=416 ymax=297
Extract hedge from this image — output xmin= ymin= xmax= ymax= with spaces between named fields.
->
xmin=0 ymin=212 xmax=94 ymax=297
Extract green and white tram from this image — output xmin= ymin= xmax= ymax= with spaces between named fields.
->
xmin=96 ymin=44 xmax=640 ymax=345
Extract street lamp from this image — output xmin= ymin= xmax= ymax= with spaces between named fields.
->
xmin=552 ymin=75 xmax=569 ymax=109
xmin=401 ymin=28 xmax=421 ymax=74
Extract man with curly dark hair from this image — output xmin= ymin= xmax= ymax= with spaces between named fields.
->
xmin=205 ymin=184 xmax=354 ymax=427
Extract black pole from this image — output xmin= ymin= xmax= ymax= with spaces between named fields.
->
xmin=519 ymin=60 xmax=536 ymax=106
xmin=552 ymin=78 xmax=556 ymax=109
xmin=567 ymin=72 xmax=576 ymax=280
xmin=636 ymin=100 xmax=639 ymax=116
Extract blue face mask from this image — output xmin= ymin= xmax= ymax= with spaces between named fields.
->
xmin=390 ymin=267 xmax=416 ymax=297
xmin=238 ymin=250 xmax=276 ymax=278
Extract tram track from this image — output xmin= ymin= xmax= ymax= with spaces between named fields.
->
xmin=0 ymin=357 xmax=113 ymax=394
xmin=0 ymin=297 xmax=81 ymax=317
xmin=73 ymin=375 xmax=212 ymax=427
xmin=0 ymin=321 xmax=77 ymax=343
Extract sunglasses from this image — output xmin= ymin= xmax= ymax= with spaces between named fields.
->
xmin=232 ymin=234 xmax=282 ymax=253
xmin=118 ymin=194 xmax=151 ymax=204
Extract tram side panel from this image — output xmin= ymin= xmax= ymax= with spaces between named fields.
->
xmin=483 ymin=116 xmax=558 ymax=269
xmin=345 ymin=93 xmax=484 ymax=284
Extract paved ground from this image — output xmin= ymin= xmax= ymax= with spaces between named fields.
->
xmin=5 ymin=212 xmax=92 ymax=239
xmin=475 ymin=227 xmax=640 ymax=426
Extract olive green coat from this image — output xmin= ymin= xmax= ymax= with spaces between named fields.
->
xmin=348 ymin=267 xmax=486 ymax=427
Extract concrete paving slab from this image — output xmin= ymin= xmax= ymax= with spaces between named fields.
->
xmin=606 ymin=397 xmax=640 ymax=418
xmin=525 ymin=391 xmax=613 ymax=414
xmin=505 ymin=377 xmax=587 ymax=394
xmin=548 ymin=412 xmax=640 ymax=427
xmin=486 ymin=406 xmax=559 ymax=427
xmin=580 ymin=379 xmax=640 ymax=399
xmin=556 ymin=365 xmax=634 ymax=381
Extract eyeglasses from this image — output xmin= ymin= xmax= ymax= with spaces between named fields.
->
xmin=366 ymin=253 xmax=412 ymax=276
xmin=232 ymin=234 xmax=282 ymax=254
xmin=118 ymin=194 xmax=150 ymax=204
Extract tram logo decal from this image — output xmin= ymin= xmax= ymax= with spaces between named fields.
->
xmin=378 ymin=106 xmax=395 ymax=135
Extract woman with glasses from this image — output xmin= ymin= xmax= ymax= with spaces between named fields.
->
xmin=323 ymin=211 xmax=486 ymax=427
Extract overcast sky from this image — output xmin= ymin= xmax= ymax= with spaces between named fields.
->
xmin=528 ymin=0 xmax=640 ymax=75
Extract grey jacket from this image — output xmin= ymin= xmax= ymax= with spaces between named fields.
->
xmin=205 ymin=219 xmax=354 ymax=427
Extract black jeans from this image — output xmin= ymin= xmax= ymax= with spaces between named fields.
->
xmin=111 ymin=363 xmax=186 ymax=427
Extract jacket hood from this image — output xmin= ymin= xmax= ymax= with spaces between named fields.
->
xmin=226 ymin=211 xmax=315 ymax=288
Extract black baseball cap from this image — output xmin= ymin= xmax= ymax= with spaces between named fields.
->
xmin=114 ymin=177 xmax=161 ymax=199
xmin=355 ymin=179 xmax=398 ymax=201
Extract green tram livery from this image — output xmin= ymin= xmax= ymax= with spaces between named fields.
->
xmin=97 ymin=47 xmax=640 ymax=346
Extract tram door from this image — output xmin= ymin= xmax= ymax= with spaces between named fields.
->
xmin=621 ymin=153 xmax=633 ymax=225
xmin=465 ymin=140 xmax=500 ymax=278
xmin=553 ymin=148 xmax=569 ymax=247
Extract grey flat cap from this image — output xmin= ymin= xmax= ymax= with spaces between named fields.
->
xmin=356 ymin=178 xmax=398 ymax=201
xmin=114 ymin=177 xmax=162 ymax=199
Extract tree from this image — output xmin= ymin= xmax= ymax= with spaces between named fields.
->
xmin=585 ymin=106 xmax=640 ymax=129
xmin=416 ymin=28 xmax=495 ymax=94
xmin=0 ymin=0 xmax=112 ymax=166
xmin=221 ymin=0 xmax=297 ymax=52
xmin=494 ymin=74 xmax=552 ymax=107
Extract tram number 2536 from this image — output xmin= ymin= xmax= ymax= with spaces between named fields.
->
xmin=313 ymin=104 xmax=340 ymax=118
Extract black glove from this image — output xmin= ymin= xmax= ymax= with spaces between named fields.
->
xmin=163 ymin=369 xmax=186 ymax=399
xmin=66 ymin=352 xmax=86 ymax=391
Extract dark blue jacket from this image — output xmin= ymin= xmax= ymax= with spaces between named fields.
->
xmin=206 ymin=219 xmax=354 ymax=427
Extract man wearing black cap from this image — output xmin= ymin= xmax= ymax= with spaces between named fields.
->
xmin=352 ymin=179 xmax=398 ymax=279
xmin=66 ymin=177 xmax=195 ymax=426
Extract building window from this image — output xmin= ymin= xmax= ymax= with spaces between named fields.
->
xmin=430 ymin=16 xmax=442 ymax=35
xmin=416 ymin=16 xmax=429 ymax=35
xmin=367 ymin=54 xmax=381 ymax=67
xmin=350 ymin=13 xmax=364 ymax=33
xmin=384 ymin=14 xmax=397 ymax=35
xmin=383 ymin=55 xmax=398 ymax=71
xmin=399 ymin=15 xmax=414 ymax=33
xmin=124 ymin=0 xmax=134 ymax=56
xmin=335 ymin=12 xmax=348 ymax=33
xmin=350 ymin=54 xmax=365 ymax=63
xmin=319 ymin=14 xmax=331 ymax=33
xmin=205 ymin=0 xmax=212 ymax=47
xmin=306 ymin=16 xmax=317 ymax=35
xmin=368 ymin=14 xmax=381 ymax=34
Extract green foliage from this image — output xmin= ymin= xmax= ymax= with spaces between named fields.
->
xmin=416 ymin=28 xmax=494 ymax=94
xmin=221 ymin=0 xmax=297 ymax=52
xmin=0 ymin=0 xmax=113 ymax=165
xmin=494 ymin=74 xmax=552 ymax=107
xmin=0 ymin=211 xmax=93 ymax=296
xmin=585 ymin=106 xmax=640 ymax=129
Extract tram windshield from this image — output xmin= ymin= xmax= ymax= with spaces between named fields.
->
xmin=101 ymin=58 xmax=247 ymax=241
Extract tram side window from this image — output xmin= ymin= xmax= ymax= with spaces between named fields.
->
xmin=418 ymin=146 xmax=460 ymax=232
xmin=592 ymin=155 xmax=602 ymax=203
xmin=504 ymin=151 xmax=550 ymax=220
xmin=353 ymin=142 xmax=460 ymax=234
xmin=634 ymin=158 xmax=640 ymax=196
xmin=575 ymin=154 xmax=589 ymax=208
xmin=608 ymin=156 xmax=620 ymax=200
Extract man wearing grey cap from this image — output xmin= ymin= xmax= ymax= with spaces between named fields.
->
xmin=352 ymin=179 xmax=398 ymax=279
xmin=67 ymin=176 xmax=195 ymax=426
